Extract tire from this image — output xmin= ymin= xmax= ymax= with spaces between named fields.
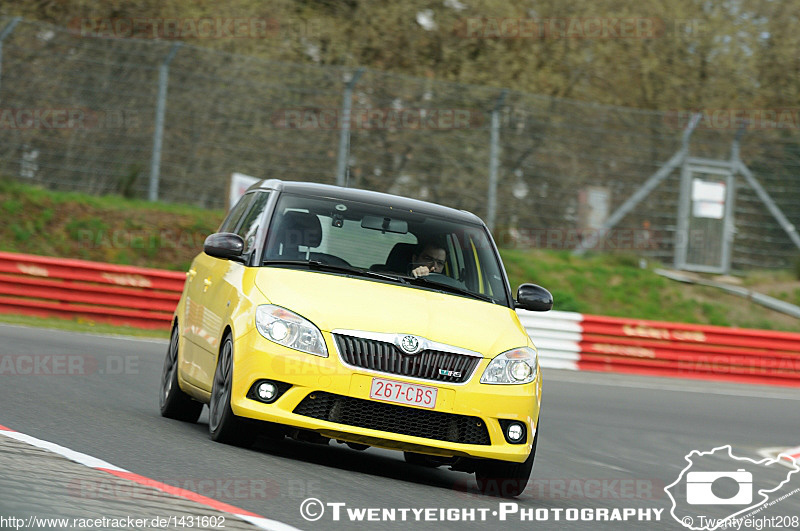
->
xmin=160 ymin=325 xmax=203 ymax=422
xmin=474 ymin=420 xmax=539 ymax=497
xmin=404 ymin=452 xmax=443 ymax=468
xmin=208 ymin=333 xmax=257 ymax=447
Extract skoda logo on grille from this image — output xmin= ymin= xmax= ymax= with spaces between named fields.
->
xmin=399 ymin=335 xmax=422 ymax=354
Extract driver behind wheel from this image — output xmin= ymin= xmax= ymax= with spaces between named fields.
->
xmin=410 ymin=241 xmax=447 ymax=278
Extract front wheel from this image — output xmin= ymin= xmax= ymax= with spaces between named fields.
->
xmin=208 ymin=334 xmax=256 ymax=447
xmin=159 ymin=325 xmax=203 ymax=422
xmin=474 ymin=420 xmax=539 ymax=497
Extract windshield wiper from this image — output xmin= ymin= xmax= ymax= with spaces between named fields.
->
xmin=401 ymin=275 xmax=495 ymax=303
xmin=263 ymin=260 xmax=490 ymax=301
xmin=262 ymin=260 xmax=407 ymax=284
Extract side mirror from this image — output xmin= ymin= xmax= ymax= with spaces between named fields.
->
xmin=204 ymin=232 xmax=245 ymax=262
xmin=515 ymin=283 xmax=553 ymax=312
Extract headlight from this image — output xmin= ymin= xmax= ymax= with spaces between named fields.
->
xmin=255 ymin=305 xmax=328 ymax=357
xmin=480 ymin=347 xmax=538 ymax=385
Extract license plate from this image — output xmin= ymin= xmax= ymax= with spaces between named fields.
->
xmin=369 ymin=377 xmax=437 ymax=409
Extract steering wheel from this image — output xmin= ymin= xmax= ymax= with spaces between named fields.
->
xmin=422 ymin=272 xmax=466 ymax=289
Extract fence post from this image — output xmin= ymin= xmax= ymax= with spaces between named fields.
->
xmin=719 ymin=126 xmax=746 ymax=274
xmin=336 ymin=67 xmax=364 ymax=187
xmin=148 ymin=42 xmax=182 ymax=202
xmin=487 ymin=90 xmax=508 ymax=233
xmin=0 ymin=17 xmax=22 ymax=100
xmin=673 ymin=113 xmax=703 ymax=268
xmin=574 ymin=113 xmax=701 ymax=256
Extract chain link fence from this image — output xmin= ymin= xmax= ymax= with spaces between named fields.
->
xmin=1 ymin=17 xmax=798 ymax=270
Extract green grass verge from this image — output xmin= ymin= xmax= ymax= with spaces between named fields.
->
xmin=501 ymin=249 xmax=799 ymax=331
xmin=1 ymin=177 xmax=799 ymax=333
xmin=0 ymin=313 xmax=170 ymax=339
xmin=0 ymin=177 xmax=224 ymax=271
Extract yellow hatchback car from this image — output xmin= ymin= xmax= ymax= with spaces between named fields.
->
xmin=160 ymin=180 xmax=552 ymax=496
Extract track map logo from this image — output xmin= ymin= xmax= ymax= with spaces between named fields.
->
xmin=665 ymin=445 xmax=800 ymax=530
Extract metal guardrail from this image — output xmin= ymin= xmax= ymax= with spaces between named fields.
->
xmin=1 ymin=251 xmax=797 ymax=386
xmin=655 ymin=268 xmax=800 ymax=319
xmin=516 ymin=310 xmax=583 ymax=371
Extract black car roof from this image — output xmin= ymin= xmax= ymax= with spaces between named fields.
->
xmin=249 ymin=179 xmax=485 ymax=226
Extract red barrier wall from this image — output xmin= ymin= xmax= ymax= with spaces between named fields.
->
xmin=577 ymin=315 xmax=800 ymax=386
xmin=0 ymin=251 xmax=184 ymax=329
xmin=0 ymin=251 xmax=798 ymax=387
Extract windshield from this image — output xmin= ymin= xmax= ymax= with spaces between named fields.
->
xmin=262 ymin=192 xmax=510 ymax=306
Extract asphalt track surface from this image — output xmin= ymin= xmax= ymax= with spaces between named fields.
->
xmin=1 ymin=323 xmax=799 ymax=530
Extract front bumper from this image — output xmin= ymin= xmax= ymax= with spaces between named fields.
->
xmin=230 ymin=329 xmax=542 ymax=463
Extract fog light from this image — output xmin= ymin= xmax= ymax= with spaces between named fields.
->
xmin=257 ymin=382 xmax=277 ymax=402
xmin=507 ymin=423 xmax=524 ymax=442
xmin=247 ymin=380 xmax=291 ymax=404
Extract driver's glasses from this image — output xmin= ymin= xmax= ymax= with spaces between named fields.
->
xmin=420 ymin=254 xmax=445 ymax=269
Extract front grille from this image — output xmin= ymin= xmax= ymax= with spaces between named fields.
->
xmin=333 ymin=334 xmax=480 ymax=384
xmin=293 ymin=391 xmax=491 ymax=445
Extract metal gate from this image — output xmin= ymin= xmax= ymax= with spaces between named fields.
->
xmin=674 ymin=159 xmax=736 ymax=274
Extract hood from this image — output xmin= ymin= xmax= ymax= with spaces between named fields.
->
xmin=253 ymin=268 xmax=529 ymax=358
